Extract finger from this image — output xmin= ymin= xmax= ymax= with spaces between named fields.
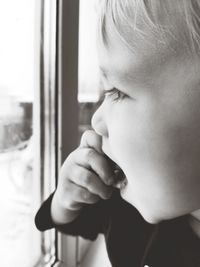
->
xmin=69 ymin=164 xmax=113 ymax=199
xmin=74 ymin=148 xmax=116 ymax=186
xmin=67 ymin=182 xmax=100 ymax=209
xmin=80 ymin=130 xmax=103 ymax=154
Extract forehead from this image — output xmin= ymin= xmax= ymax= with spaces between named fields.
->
xmin=97 ymin=27 xmax=171 ymax=87
xmin=97 ymin=4 xmax=197 ymax=87
xmin=97 ymin=26 xmax=200 ymax=95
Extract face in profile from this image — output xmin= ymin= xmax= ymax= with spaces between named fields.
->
xmin=92 ymin=25 xmax=200 ymax=224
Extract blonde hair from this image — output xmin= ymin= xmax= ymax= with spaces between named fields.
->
xmin=97 ymin=0 xmax=200 ymax=57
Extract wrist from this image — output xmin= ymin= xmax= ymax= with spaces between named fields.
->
xmin=51 ymin=193 xmax=80 ymax=225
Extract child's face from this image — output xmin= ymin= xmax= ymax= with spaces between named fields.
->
xmin=91 ymin=29 xmax=200 ymax=224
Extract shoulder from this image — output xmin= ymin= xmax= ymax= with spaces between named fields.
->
xmin=145 ymin=216 xmax=200 ymax=266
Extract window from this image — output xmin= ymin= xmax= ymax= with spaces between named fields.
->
xmin=56 ymin=1 xmax=110 ymax=266
xmin=0 ymin=0 xmax=40 ymax=266
xmin=55 ymin=0 xmax=79 ymax=266
xmin=78 ymin=0 xmax=100 ymax=103
xmin=77 ymin=1 xmax=111 ymax=267
xmin=77 ymin=0 xmax=100 ymax=263
xmin=0 ymin=0 xmax=109 ymax=266
xmin=78 ymin=0 xmax=100 ymax=138
xmin=0 ymin=0 xmax=57 ymax=266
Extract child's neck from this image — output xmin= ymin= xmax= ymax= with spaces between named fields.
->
xmin=188 ymin=210 xmax=200 ymax=239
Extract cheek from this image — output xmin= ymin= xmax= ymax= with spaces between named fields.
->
xmin=107 ymin=97 xmax=200 ymax=221
xmin=109 ymin=94 xmax=200 ymax=178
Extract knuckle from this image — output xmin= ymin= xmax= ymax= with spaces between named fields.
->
xmin=101 ymin=187 xmax=113 ymax=199
xmin=80 ymin=188 xmax=91 ymax=201
xmin=68 ymin=201 xmax=80 ymax=211
xmin=76 ymin=187 xmax=100 ymax=204
xmin=81 ymin=130 xmax=91 ymax=143
xmin=67 ymin=149 xmax=76 ymax=160
xmin=59 ymin=169 xmax=71 ymax=185
xmin=69 ymin=192 xmax=80 ymax=207
xmin=80 ymin=130 xmax=101 ymax=150
xmin=98 ymin=159 xmax=108 ymax=177
xmin=90 ymin=194 xmax=99 ymax=203
xmin=61 ymin=155 xmax=75 ymax=173
xmin=83 ymin=172 xmax=93 ymax=186
xmin=67 ymin=149 xmax=78 ymax=162
xmin=83 ymin=191 xmax=91 ymax=201
xmin=66 ymin=153 xmax=73 ymax=163
xmin=85 ymin=148 xmax=95 ymax=161
xmin=66 ymin=201 xmax=74 ymax=210
xmin=62 ymin=194 xmax=74 ymax=210
xmin=83 ymin=129 xmax=91 ymax=137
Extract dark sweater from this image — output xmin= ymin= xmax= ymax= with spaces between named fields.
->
xmin=35 ymin=190 xmax=200 ymax=267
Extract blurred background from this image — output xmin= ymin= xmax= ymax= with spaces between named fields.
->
xmin=0 ymin=0 xmax=107 ymax=266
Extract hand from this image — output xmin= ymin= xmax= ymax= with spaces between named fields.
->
xmin=51 ymin=130 xmax=116 ymax=224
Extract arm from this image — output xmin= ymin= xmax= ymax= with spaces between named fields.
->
xmin=35 ymin=190 xmax=116 ymax=240
xmin=35 ymin=130 xmax=117 ymax=240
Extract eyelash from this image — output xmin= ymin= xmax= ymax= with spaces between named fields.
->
xmin=103 ymin=88 xmax=126 ymax=102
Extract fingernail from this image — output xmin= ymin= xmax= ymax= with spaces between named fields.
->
xmin=120 ymin=179 xmax=128 ymax=189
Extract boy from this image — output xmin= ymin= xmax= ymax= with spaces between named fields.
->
xmin=35 ymin=1 xmax=200 ymax=266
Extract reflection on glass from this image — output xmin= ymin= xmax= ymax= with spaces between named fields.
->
xmin=78 ymin=0 xmax=100 ymax=103
xmin=0 ymin=1 xmax=39 ymax=266
xmin=78 ymin=0 xmax=101 ymax=140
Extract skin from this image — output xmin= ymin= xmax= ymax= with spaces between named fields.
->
xmin=91 ymin=27 xmax=200 ymax=224
xmin=51 ymin=18 xmax=200 ymax=235
xmin=51 ymin=130 xmax=116 ymax=224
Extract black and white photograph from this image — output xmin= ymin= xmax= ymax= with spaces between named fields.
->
xmin=1 ymin=1 xmax=200 ymax=267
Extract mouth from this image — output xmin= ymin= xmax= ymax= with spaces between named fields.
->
xmin=113 ymin=165 xmax=128 ymax=190
xmin=103 ymin=153 xmax=128 ymax=190
xmin=101 ymin=140 xmax=128 ymax=189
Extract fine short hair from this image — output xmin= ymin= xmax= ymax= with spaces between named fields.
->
xmin=97 ymin=0 xmax=200 ymax=57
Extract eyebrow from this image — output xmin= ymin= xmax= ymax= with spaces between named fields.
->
xmin=99 ymin=66 xmax=134 ymax=84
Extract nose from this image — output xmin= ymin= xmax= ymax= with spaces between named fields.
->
xmin=91 ymin=104 xmax=108 ymax=137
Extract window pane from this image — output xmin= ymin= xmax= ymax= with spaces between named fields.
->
xmin=78 ymin=2 xmax=111 ymax=266
xmin=78 ymin=0 xmax=100 ymax=141
xmin=0 ymin=1 xmax=40 ymax=266
xmin=78 ymin=0 xmax=100 ymax=103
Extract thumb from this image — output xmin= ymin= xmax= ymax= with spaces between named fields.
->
xmin=79 ymin=129 xmax=103 ymax=154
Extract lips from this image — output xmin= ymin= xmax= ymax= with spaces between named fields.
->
xmin=113 ymin=166 xmax=128 ymax=190
xmin=102 ymin=141 xmax=128 ymax=189
xmin=113 ymin=164 xmax=126 ymax=181
xmin=103 ymin=153 xmax=127 ymax=189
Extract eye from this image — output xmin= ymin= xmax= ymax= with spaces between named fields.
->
xmin=103 ymin=88 xmax=126 ymax=102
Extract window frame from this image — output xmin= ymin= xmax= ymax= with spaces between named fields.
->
xmin=36 ymin=0 xmax=103 ymax=266
xmin=55 ymin=1 xmax=108 ymax=266
xmin=34 ymin=0 xmax=58 ymax=266
xmin=55 ymin=0 xmax=79 ymax=266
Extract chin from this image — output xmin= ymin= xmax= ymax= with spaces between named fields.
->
xmin=140 ymin=212 xmax=162 ymax=225
xmin=134 ymin=204 xmax=184 ymax=225
xmin=121 ymin=192 xmax=164 ymax=225
xmin=135 ymin=206 xmax=163 ymax=225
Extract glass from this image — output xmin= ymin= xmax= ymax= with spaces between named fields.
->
xmin=78 ymin=0 xmax=101 ymax=140
xmin=0 ymin=1 xmax=40 ymax=266
xmin=78 ymin=1 xmax=111 ymax=266
xmin=78 ymin=0 xmax=100 ymax=103
xmin=78 ymin=0 xmax=100 ymax=263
